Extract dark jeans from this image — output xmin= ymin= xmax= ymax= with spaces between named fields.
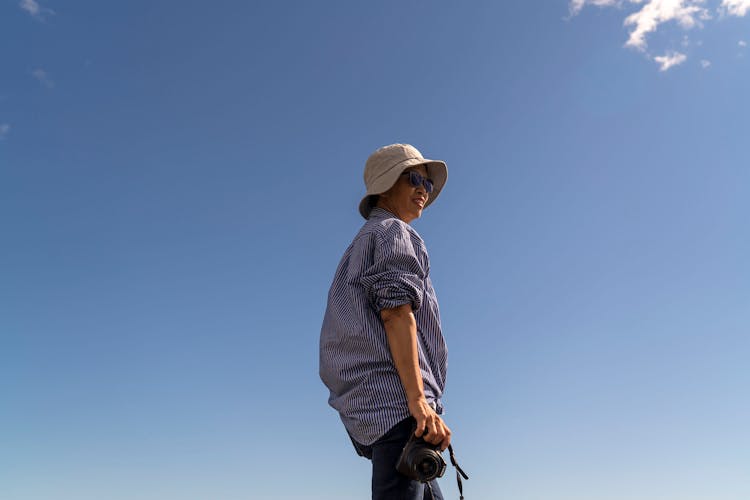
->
xmin=350 ymin=417 xmax=444 ymax=500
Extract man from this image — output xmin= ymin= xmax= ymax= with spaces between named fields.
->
xmin=320 ymin=143 xmax=451 ymax=499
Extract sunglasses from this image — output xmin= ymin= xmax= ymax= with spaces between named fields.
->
xmin=401 ymin=170 xmax=434 ymax=194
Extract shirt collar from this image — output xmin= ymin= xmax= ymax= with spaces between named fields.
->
xmin=368 ymin=207 xmax=398 ymax=220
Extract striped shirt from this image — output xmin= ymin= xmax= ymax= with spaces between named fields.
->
xmin=319 ymin=207 xmax=448 ymax=446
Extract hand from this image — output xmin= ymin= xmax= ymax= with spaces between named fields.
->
xmin=408 ymin=398 xmax=451 ymax=451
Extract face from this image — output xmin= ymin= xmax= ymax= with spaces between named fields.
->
xmin=376 ymin=164 xmax=431 ymax=224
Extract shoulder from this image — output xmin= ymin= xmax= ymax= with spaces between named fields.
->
xmin=367 ymin=216 xmax=424 ymax=245
xmin=362 ymin=218 xmax=428 ymax=265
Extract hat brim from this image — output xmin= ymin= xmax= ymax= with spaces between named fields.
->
xmin=358 ymin=158 xmax=447 ymax=219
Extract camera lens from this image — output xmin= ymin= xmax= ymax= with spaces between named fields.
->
xmin=418 ymin=458 xmax=439 ymax=478
xmin=397 ymin=438 xmax=446 ymax=482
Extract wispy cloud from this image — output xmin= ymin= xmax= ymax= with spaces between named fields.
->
xmin=32 ymin=68 xmax=55 ymax=88
xmin=0 ymin=123 xmax=10 ymax=140
xmin=19 ymin=0 xmax=54 ymax=20
xmin=720 ymin=0 xmax=750 ymax=16
xmin=19 ymin=0 xmax=40 ymax=16
xmin=700 ymin=58 xmax=712 ymax=67
xmin=623 ymin=1 xmax=710 ymax=51
xmin=569 ymin=0 xmax=621 ymax=16
xmin=569 ymin=0 xmax=750 ymax=70
xmin=740 ymin=39 xmax=748 ymax=46
xmin=654 ymin=51 xmax=688 ymax=70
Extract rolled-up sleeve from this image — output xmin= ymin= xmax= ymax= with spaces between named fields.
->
xmin=359 ymin=221 xmax=425 ymax=312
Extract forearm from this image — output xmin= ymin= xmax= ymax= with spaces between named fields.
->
xmin=381 ymin=304 xmax=425 ymax=404
xmin=380 ymin=303 xmax=451 ymax=449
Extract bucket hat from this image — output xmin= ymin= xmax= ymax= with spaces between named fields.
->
xmin=359 ymin=143 xmax=448 ymax=219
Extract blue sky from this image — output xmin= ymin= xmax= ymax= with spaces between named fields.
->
xmin=2 ymin=1 xmax=749 ymax=499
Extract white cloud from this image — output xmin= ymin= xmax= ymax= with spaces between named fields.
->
xmin=0 ymin=123 xmax=10 ymax=140
xmin=32 ymin=68 xmax=55 ymax=88
xmin=19 ymin=0 xmax=54 ymax=20
xmin=654 ymin=51 xmax=688 ymax=70
xmin=570 ymin=1 xmax=710 ymax=50
xmin=721 ymin=0 xmax=750 ymax=16
xmin=624 ymin=1 xmax=710 ymax=51
xmin=701 ymin=58 xmax=712 ymax=67
xmin=569 ymin=0 xmax=621 ymax=15
xmin=19 ymin=0 xmax=40 ymax=16
xmin=568 ymin=1 xmax=750 ymax=70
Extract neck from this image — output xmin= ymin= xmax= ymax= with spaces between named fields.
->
xmin=376 ymin=200 xmax=412 ymax=224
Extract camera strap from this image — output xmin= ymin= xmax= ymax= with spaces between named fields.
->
xmin=448 ymin=444 xmax=469 ymax=500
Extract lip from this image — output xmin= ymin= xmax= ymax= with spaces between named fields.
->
xmin=413 ymin=198 xmax=427 ymax=208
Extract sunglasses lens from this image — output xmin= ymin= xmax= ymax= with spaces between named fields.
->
xmin=408 ymin=171 xmax=434 ymax=193
xmin=408 ymin=171 xmax=421 ymax=187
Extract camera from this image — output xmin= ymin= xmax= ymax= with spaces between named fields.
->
xmin=396 ymin=424 xmax=447 ymax=482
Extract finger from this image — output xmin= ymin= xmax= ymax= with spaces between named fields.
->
xmin=428 ymin=419 xmax=448 ymax=448
xmin=440 ymin=426 xmax=452 ymax=451
xmin=414 ymin=416 xmax=427 ymax=438
xmin=425 ymin=419 xmax=441 ymax=445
